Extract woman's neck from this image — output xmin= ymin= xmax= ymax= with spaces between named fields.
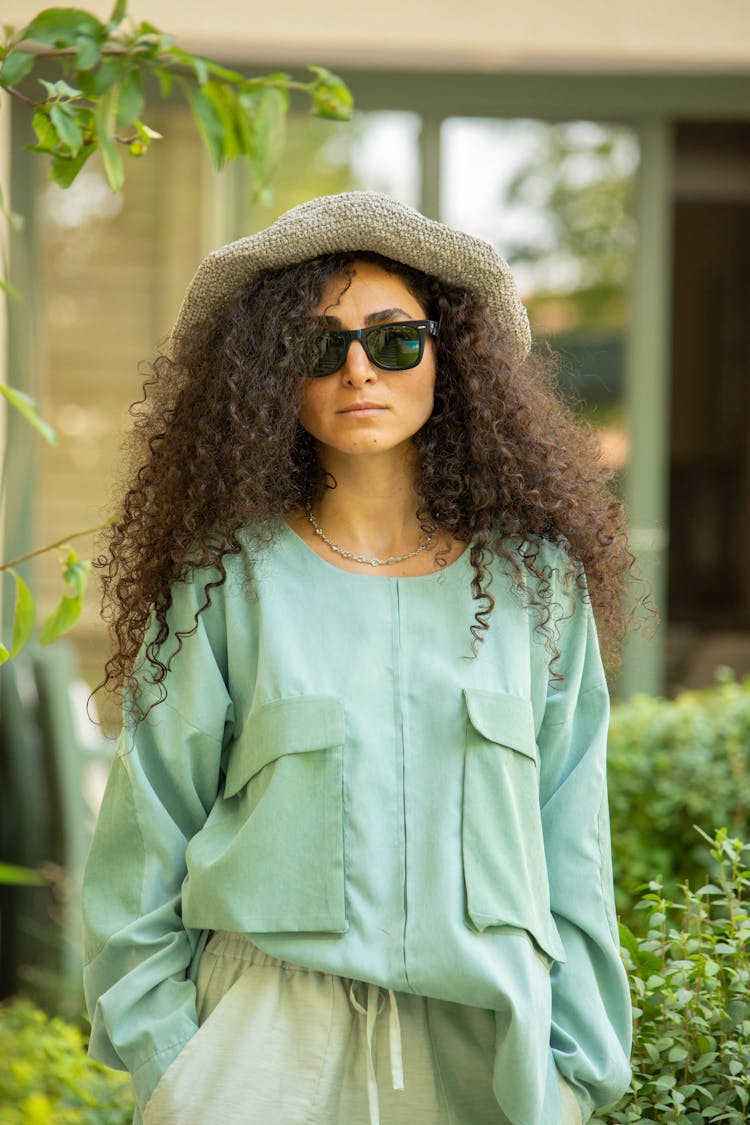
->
xmin=311 ymin=448 xmax=428 ymax=559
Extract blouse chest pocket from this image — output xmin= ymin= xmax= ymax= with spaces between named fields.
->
xmin=220 ymin=695 xmax=347 ymax=933
xmin=462 ymin=688 xmax=566 ymax=964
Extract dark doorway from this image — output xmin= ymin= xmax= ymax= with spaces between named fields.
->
xmin=668 ymin=122 xmax=750 ymax=684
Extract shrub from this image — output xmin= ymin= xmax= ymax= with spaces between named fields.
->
xmin=608 ymin=673 xmax=750 ymax=926
xmin=0 ymin=998 xmax=134 ymax=1124
xmin=598 ymin=828 xmax=750 ymax=1124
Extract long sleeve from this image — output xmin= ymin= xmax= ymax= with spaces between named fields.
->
xmin=535 ymin=570 xmax=632 ymax=1121
xmin=82 ymin=577 xmax=233 ymax=1113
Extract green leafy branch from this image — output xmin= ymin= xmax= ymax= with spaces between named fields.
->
xmin=0 ymin=861 xmax=46 ymax=886
xmin=0 ymin=523 xmax=112 ymax=663
xmin=603 ymin=827 xmax=750 ymax=1123
xmin=0 ymin=3 xmax=353 ymax=192
xmin=0 ymin=382 xmax=57 ymax=443
xmin=0 ymin=5 xmax=354 ymax=662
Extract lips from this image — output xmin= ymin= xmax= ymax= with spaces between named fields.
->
xmin=339 ymin=402 xmax=388 ymax=413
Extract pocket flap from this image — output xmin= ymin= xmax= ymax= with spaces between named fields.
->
xmin=464 ymin=688 xmax=537 ymax=764
xmin=224 ymin=696 xmax=345 ymax=798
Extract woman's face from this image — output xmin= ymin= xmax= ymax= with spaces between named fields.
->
xmin=298 ymin=260 xmax=436 ymax=464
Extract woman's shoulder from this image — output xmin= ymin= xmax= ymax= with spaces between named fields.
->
xmin=493 ymin=530 xmax=581 ymax=580
xmin=178 ymin=520 xmax=289 ymax=591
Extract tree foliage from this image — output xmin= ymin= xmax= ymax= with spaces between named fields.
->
xmin=503 ymin=121 xmax=638 ymax=330
xmin=0 ymin=4 xmax=353 ymax=660
xmin=0 ymin=3 xmax=352 ymax=193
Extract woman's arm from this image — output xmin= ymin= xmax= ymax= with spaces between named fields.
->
xmin=82 ymin=577 xmax=233 ymax=1112
xmin=535 ymin=565 xmax=632 ymax=1121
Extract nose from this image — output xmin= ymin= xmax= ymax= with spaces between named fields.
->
xmin=341 ymin=338 xmax=378 ymax=386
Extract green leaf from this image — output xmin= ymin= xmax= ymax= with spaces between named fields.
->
xmin=108 ymin=0 xmax=127 ymax=29
xmin=50 ymin=143 xmax=95 ymax=188
xmin=32 ymin=108 xmax=60 ymax=151
xmin=135 ymin=20 xmax=165 ymax=37
xmin=0 ymin=185 xmax=24 ymax=232
xmin=50 ymin=103 xmax=84 ymax=155
xmin=129 ymin=119 xmax=161 ymax=156
xmin=0 ymin=862 xmax=45 ymax=886
xmin=0 ymin=642 xmax=8 ymax=665
xmin=116 ymin=68 xmax=143 ymax=129
xmin=234 ymin=89 xmax=258 ymax=156
xmin=202 ymin=58 xmax=248 ymax=84
xmin=618 ymin=922 xmax=641 ymax=962
xmin=258 ymin=70 xmax=292 ymax=84
xmin=76 ymin=57 xmax=121 ymax=98
xmin=8 ymin=569 xmax=34 ymax=657
xmin=22 ymin=8 xmax=104 ymax=48
xmin=184 ymin=82 xmax=225 ymax=169
xmin=154 ymin=67 xmax=173 ymax=98
xmin=38 ymin=77 xmax=83 ymax=101
xmin=239 ymin=86 xmax=287 ymax=196
xmin=0 ymin=384 xmax=57 ymax=444
xmin=74 ymin=34 xmax=100 ymax=71
xmin=307 ymin=66 xmax=353 ymax=122
xmin=134 ymin=120 xmax=162 ymax=142
xmin=203 ymin=81 xmax=242 ymax=161
xmin=133 ymin=23 xmax=173 ymax=56
xmin=100 ymin=135 xmax=124 ymax=192
xmin=0 ymin=278 xmax=23 ymax=300
xmin=62 ymin=550 xmax=91 ymax=597
xmin=193 ymin=56 xmax=209 ymax=87
xmin=39 ymin=594 xmax=83 ymax=645
xmin=170 ymin=47 xmax=209 ymax=86
xmin=94 ymin=85 xmax=124 ymax=191
xmin=0 ymin=49 xmax=34 ymax=87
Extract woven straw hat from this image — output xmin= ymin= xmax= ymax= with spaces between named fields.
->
xmin=171 ymin=191 xmax=531 ymax=362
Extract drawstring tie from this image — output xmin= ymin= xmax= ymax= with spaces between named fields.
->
xmin=347 ymin=981 xmax=404 ymax=1125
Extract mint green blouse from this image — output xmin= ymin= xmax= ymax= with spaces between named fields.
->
xmin=82 ymin=524 xmax=631 ymax=1125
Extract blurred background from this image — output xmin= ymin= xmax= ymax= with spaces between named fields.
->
xmin=3 ymin=0 xmax=750 ymax=708
xmin=1 ymin=2 xmax=750 ymax=1103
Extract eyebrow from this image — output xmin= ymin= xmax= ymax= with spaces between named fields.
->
xmin=321 ymin=307 xmax=416 ymax=326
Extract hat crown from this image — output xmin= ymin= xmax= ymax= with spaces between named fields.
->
xmin=172 ymin=191 xmax=531 ymax=362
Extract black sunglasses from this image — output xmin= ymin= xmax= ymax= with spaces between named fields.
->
xmin=306 ymin=319 xmax=439 ymax=378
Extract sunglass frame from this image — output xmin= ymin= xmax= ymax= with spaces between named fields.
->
xmin=306 ymin=319 xmax=439 ymax=378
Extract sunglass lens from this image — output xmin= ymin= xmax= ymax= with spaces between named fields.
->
xmin=369 ymin=325 xmax=422 ymax=369
xmin=311 ymin=330 xmax=346 ymax=376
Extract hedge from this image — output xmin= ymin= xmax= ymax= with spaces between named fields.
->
xmin=0 ymin=998 xmax=132 ymax=1123
xmin=598 ymin=828 xmax=750 ymax=1123
xmin=608 ymin=672 xmax=750 ymax=927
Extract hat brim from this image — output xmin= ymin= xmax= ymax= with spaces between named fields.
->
xmin=170 ymin=191 xmax=531 ymax=363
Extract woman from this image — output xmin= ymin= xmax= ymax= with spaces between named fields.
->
xmin=83 ymin=191 xmax=634 ymax=1125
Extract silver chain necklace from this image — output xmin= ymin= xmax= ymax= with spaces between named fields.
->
xmin=306 ymin=506 xmax=434 ymax=568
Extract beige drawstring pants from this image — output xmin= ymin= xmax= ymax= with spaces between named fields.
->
xmin=142 ymin=931 xmax=582 ymax=1125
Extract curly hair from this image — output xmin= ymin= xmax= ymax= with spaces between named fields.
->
xmin=96 ymin=249 xmax=638 ymax=712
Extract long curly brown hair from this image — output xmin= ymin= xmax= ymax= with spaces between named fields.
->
xmin=97 ymin=249 xmax=639 ymax=711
